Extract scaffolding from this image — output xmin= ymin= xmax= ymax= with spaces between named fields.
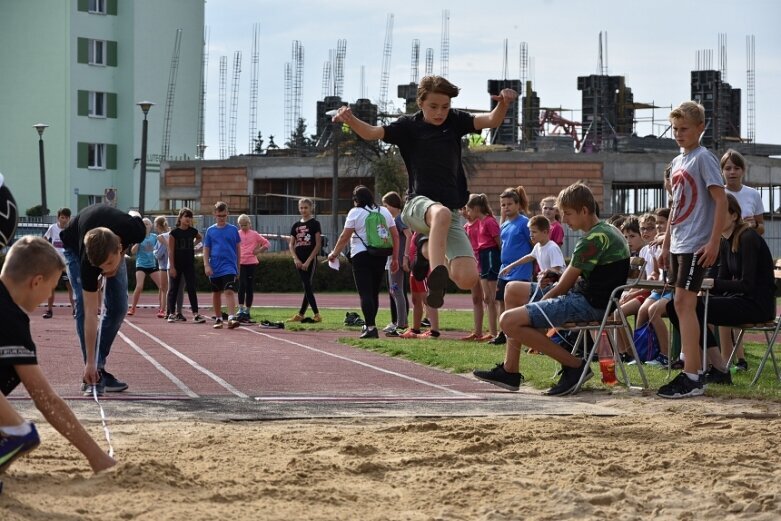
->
xmin=425 ymin=48 xmax=434 ymax=76
xmin=161 ymin=28 xmax=182 ymax=160
xmin=228 ymin=50 xmax=242 ymax=157
xmin=334 ymin=39 xmax=346 ymax=98
xmin=746 ymin=34 xmax=756 ymax=146
xmin=440 ymin=10 xmax=449 ymax=78
xmin=218 ymin=56 xmax=227 ymax=159
xmin=196 ymin=26 xmax=209 ymax=158
xmin=248 ymin=23 xmax=260 ymax=154
xmin=378 ymin=14 xmax=394 ymax=117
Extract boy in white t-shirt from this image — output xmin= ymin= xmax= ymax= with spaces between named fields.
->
xmin=499 ymin=215 xmax=564 ymax=288
xmin=42 ymin=207 xmax=74 ymax=318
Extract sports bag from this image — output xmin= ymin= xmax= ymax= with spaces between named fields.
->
xmin=632 ymin=322 xmax=660 ymax=362
xmin=356 ymin=207 xmax=393 ymax=257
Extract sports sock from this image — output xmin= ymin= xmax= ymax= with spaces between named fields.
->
xmin=684 ymin=371 xmax=700 ymax=382
xmin=1 ymin=421 xmax=32 ymax=437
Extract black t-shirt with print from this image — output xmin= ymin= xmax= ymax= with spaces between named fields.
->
xmin=382 ymin=109 xmax=476 ymax=209
xmin=0 ymin=281 xmax=37 ymax=396
xmin=60 ymin=204 xmax=146 ymax=292
xmin=170 ymin=227 xmax=200 ymax=268
xmin=290 ymin=218 xmax=321 ymax=262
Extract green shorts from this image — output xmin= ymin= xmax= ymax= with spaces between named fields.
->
xmin=401 ymin=195 xmax=474 ymax=261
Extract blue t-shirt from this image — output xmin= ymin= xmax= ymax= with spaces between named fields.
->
xmin=135 ymin=234 xmax=158 ymax=269
xmin=204 ymin=224 xmax=241 ymax=277
xmin=499 ymin=214 xmax=533 ymax=281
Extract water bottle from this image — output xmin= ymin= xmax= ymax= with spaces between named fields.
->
xmin=597 ymin=331 xmax=617 ymax=385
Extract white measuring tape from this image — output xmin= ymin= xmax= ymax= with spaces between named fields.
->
xmin=87 ymin=276 xmax=115 ymax=458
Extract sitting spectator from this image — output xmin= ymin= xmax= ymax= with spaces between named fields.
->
xmin=665 ymin=194 xmax=775 ymax=385
xmin=473 ymin=182 xmax=630 ymax=396
xmin=614 ymin=216 xmax=650 ymax=359
xmin=499 ymin=215 xmax=565 ymax=288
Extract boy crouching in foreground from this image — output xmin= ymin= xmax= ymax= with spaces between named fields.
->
xmin=0 ymin=237 xmax=115 ymax=475
xmin=473 ymin=183 xmax=630 ymax=396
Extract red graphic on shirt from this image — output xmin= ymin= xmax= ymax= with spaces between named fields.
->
xmin=670 ymin=169 xmax=698 ymax=226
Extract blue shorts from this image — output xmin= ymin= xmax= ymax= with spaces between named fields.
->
xmin=648 ymin=289 xmax=673 ymax=301
xmin=478 ymin=247 xmax=500 ymax=281
xmin=524 ymin=286 xmax=604 ymax=329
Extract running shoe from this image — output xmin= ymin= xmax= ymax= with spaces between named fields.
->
xmin=0 ymin=423 xmax=40 ymax=473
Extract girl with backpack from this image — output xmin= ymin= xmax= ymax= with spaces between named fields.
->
xmin=327 ymin=185 xmax=399 ymax=338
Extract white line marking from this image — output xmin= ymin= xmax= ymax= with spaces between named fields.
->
xmin=122 ymin=320 xmax=249 ymax=399
xmin=243 ymin=328 xmax=479 ymax=399
xmin=117 ymin=331 xmax=199 ymax=398
xmin=255 ymin=396 xmax=481 ymax=402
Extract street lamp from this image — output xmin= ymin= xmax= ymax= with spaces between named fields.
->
xmin=33 ymin=123 xmax=49 ymax=215
xmin=136 ymin=101 xmax=154 ymax=215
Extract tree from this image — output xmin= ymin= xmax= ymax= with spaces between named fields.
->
xmin=285 ymin=118 xmax=315 ymax=155
xmin=253 ymin=131 xmax=264 ymax=154
xmin=372 ymin=153 xmax=407 ymax=197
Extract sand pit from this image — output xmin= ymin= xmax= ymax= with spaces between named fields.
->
xmin=2 ymin=397 xmax=780 ymax=520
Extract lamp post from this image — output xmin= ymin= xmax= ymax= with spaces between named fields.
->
xmin=136 ymin=101 xmax=154 ymax=215
xmin=33 ymin=123 xmax=49 ymax=215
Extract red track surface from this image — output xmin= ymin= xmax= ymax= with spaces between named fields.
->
xmin=13 ymin=304 xmax=487 ymax=404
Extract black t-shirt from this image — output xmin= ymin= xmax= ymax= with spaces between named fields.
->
xmin=0 ymin=281 xmax=37 ymax=396
xmin=170 ymin=227 xmax=200 ymax=268
xmin=382 ymin=109 xmax=477 ymax=209
xmin=60 ymin=204 xmax=146 ymax=292
xmin=290 ymin=218 xmax=321 ymax=261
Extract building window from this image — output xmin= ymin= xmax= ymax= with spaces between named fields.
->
xmin=611 ymin=183 xmax=667 ymax=215
xmin=756 ymin=186 xmax=780 ymax=215
xmin=89 ymin=39 xmax=105 ymax=65
xmin=89 ymin=92 xmax=105 ymax=117
xmin=88 ymin=0 xmax=106 ymax=13
xmin=167 ymin=199 xmax=196 ymax=211
xmin=88 ymin=144 xmax=105 ymax=169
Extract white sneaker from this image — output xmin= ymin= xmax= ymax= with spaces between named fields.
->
xmin=382 ymin=323 xmax=397 ymax=333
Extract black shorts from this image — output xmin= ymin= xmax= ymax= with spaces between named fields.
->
xmin=136 ymin=266 xmax=158 ymax=275
xmin=210 ymin=274 xmax=238 ymax=292
xmin=478 ymin=248 xmax=500 ymax=281
xmin=669 ymin=253 xmax=707 ymax=292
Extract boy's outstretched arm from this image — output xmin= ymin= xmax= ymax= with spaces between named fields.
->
xmin=474 ymin=88 xmax=518 ymax=130
xmin=16 ymin=364 xmax=116 ymax=473
xmin=332 ymin=107 xmax=385 ymax=141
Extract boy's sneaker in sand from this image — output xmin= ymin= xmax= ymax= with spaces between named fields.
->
xmin=0 ymin=423 xmax=40 ymax=473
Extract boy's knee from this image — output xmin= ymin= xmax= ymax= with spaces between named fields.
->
xmin=451 ymin=269 xmax=478 ymax=290
xmin=504 ymin=281 xmax=530 ymax=308
xmin=427 ymin=205 xmax=451 ymax=227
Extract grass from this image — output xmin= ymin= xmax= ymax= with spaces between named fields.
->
xmin=249 ymin=306 xmax=781 ymax=401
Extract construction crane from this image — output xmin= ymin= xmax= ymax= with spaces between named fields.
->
xmin=540 ymin=108 xmax=582 ymax=149
xmin=378 ymin=14 xmax=394 ymax=117
xmin=228 ymin=50 xmax=242 ymax=157
xmin=161 ymin=28 xmax=182 ymax=160
xmin=196 ymin=26 xmax=209 ymax=158
xmin=440 ymin=10 xmax=449 ymax=78
xmin=218 ymin=56 xmax=227 ymax=159
xmin=248 ymin=23 xmax=260 ymax=154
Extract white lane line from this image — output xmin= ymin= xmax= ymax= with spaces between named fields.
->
xmin=122 ymin=320 xmax=249 ymax=399
xmin=117 ymin=331 xmax=199 ymax=398
xmin=244 ymin=328 xmax=479 ymax=399
xmin=255 ymin=396 xmax=481 ymax=402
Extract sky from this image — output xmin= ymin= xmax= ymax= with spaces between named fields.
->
xmin=201 ymin=0 xmax=781 ymax=159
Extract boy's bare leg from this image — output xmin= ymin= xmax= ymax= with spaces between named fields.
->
xmin=424 ymin=204 xmax=450 ymax=270
xmin=225 ymin=290 xmax=237 ymax=317
xmin=501 ymin=306 xmax=582 ymax=371
xmin=212 ymin=292 xmax=222 ymax=318
xmin=449 ymin=256 xmax=478 ymax=290
xmin=675 ymin=290 xmax=702 ymax=373
xmin=497 ymin=282 xmax=535 ymax=372
xmin=0 ymin=394 xmax=25 ymax=427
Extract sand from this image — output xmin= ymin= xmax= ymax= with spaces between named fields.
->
xmin=2 ymin=397 xmax=781 ymax=521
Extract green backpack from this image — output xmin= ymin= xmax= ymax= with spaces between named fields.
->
xmin=358 ymin=207 xmax=393 ymax=257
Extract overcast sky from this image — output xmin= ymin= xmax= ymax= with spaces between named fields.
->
xmin=200 ymin=0 xmax=781 ymax=159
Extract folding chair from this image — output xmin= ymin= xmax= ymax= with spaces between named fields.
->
xmin=725 ymin=263 xmax=781 ymax=386
xmin=561 ymin=257 xmax=651 ymax=395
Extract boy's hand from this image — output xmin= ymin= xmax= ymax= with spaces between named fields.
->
xmin=204 ymin=265 xmax=213 ymax=277
xmin=491 ymin=89 xmax=518 ymax=105
xmin=83 ymin=362 xmax=99 ymax=385
xmin=697 ymin=241 xmax=719 ymax=268
xmin=332 ymin=106 xmax=353 ymax=123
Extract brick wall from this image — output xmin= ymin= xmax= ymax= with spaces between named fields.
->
xmin=200 ymin=167 xmax=248 ymax=208
xmin=469 ymin=160 xmax=605 ymax=212
xmin=164 ymin=169 xmax=196 ymax=187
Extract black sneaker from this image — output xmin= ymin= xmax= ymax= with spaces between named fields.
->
xmin=546 ymin=360 xmax=593 ymax=396
xmin=473 ymin=363 xmax=523 ymax=391
xmin=670 ymin=358 xmax=684 ymax=370
xmin=487 ymin=331 xmax=507 ymax=345
xmin=385 ymin=328 xmax=401 ymax=337
xmin=620 ymin=352 xmax=634 ymax=364
xmin=175 ymin=313 xmax=187 ymax=322
xmin=735 ymin=359 xmax=749 ymax=372
xmin=81 ymin=381 xmax=105 ymax=396
xmin=101 ymin=370 xmax=128 ymax=392
xmin=421 ymin=317 xmax=431 ymax=327
xmin=657 ymin=372 xmax=705 ymax=399
xmin=411 ymin=235 xmax=430 ymax=281
xmin=426 ymin=265 xmax=449 ymax=308
xmin=359 ymin=326 xmax=379 ymax=339
xmin=704 ymin=366 xmax=733 ymax=385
